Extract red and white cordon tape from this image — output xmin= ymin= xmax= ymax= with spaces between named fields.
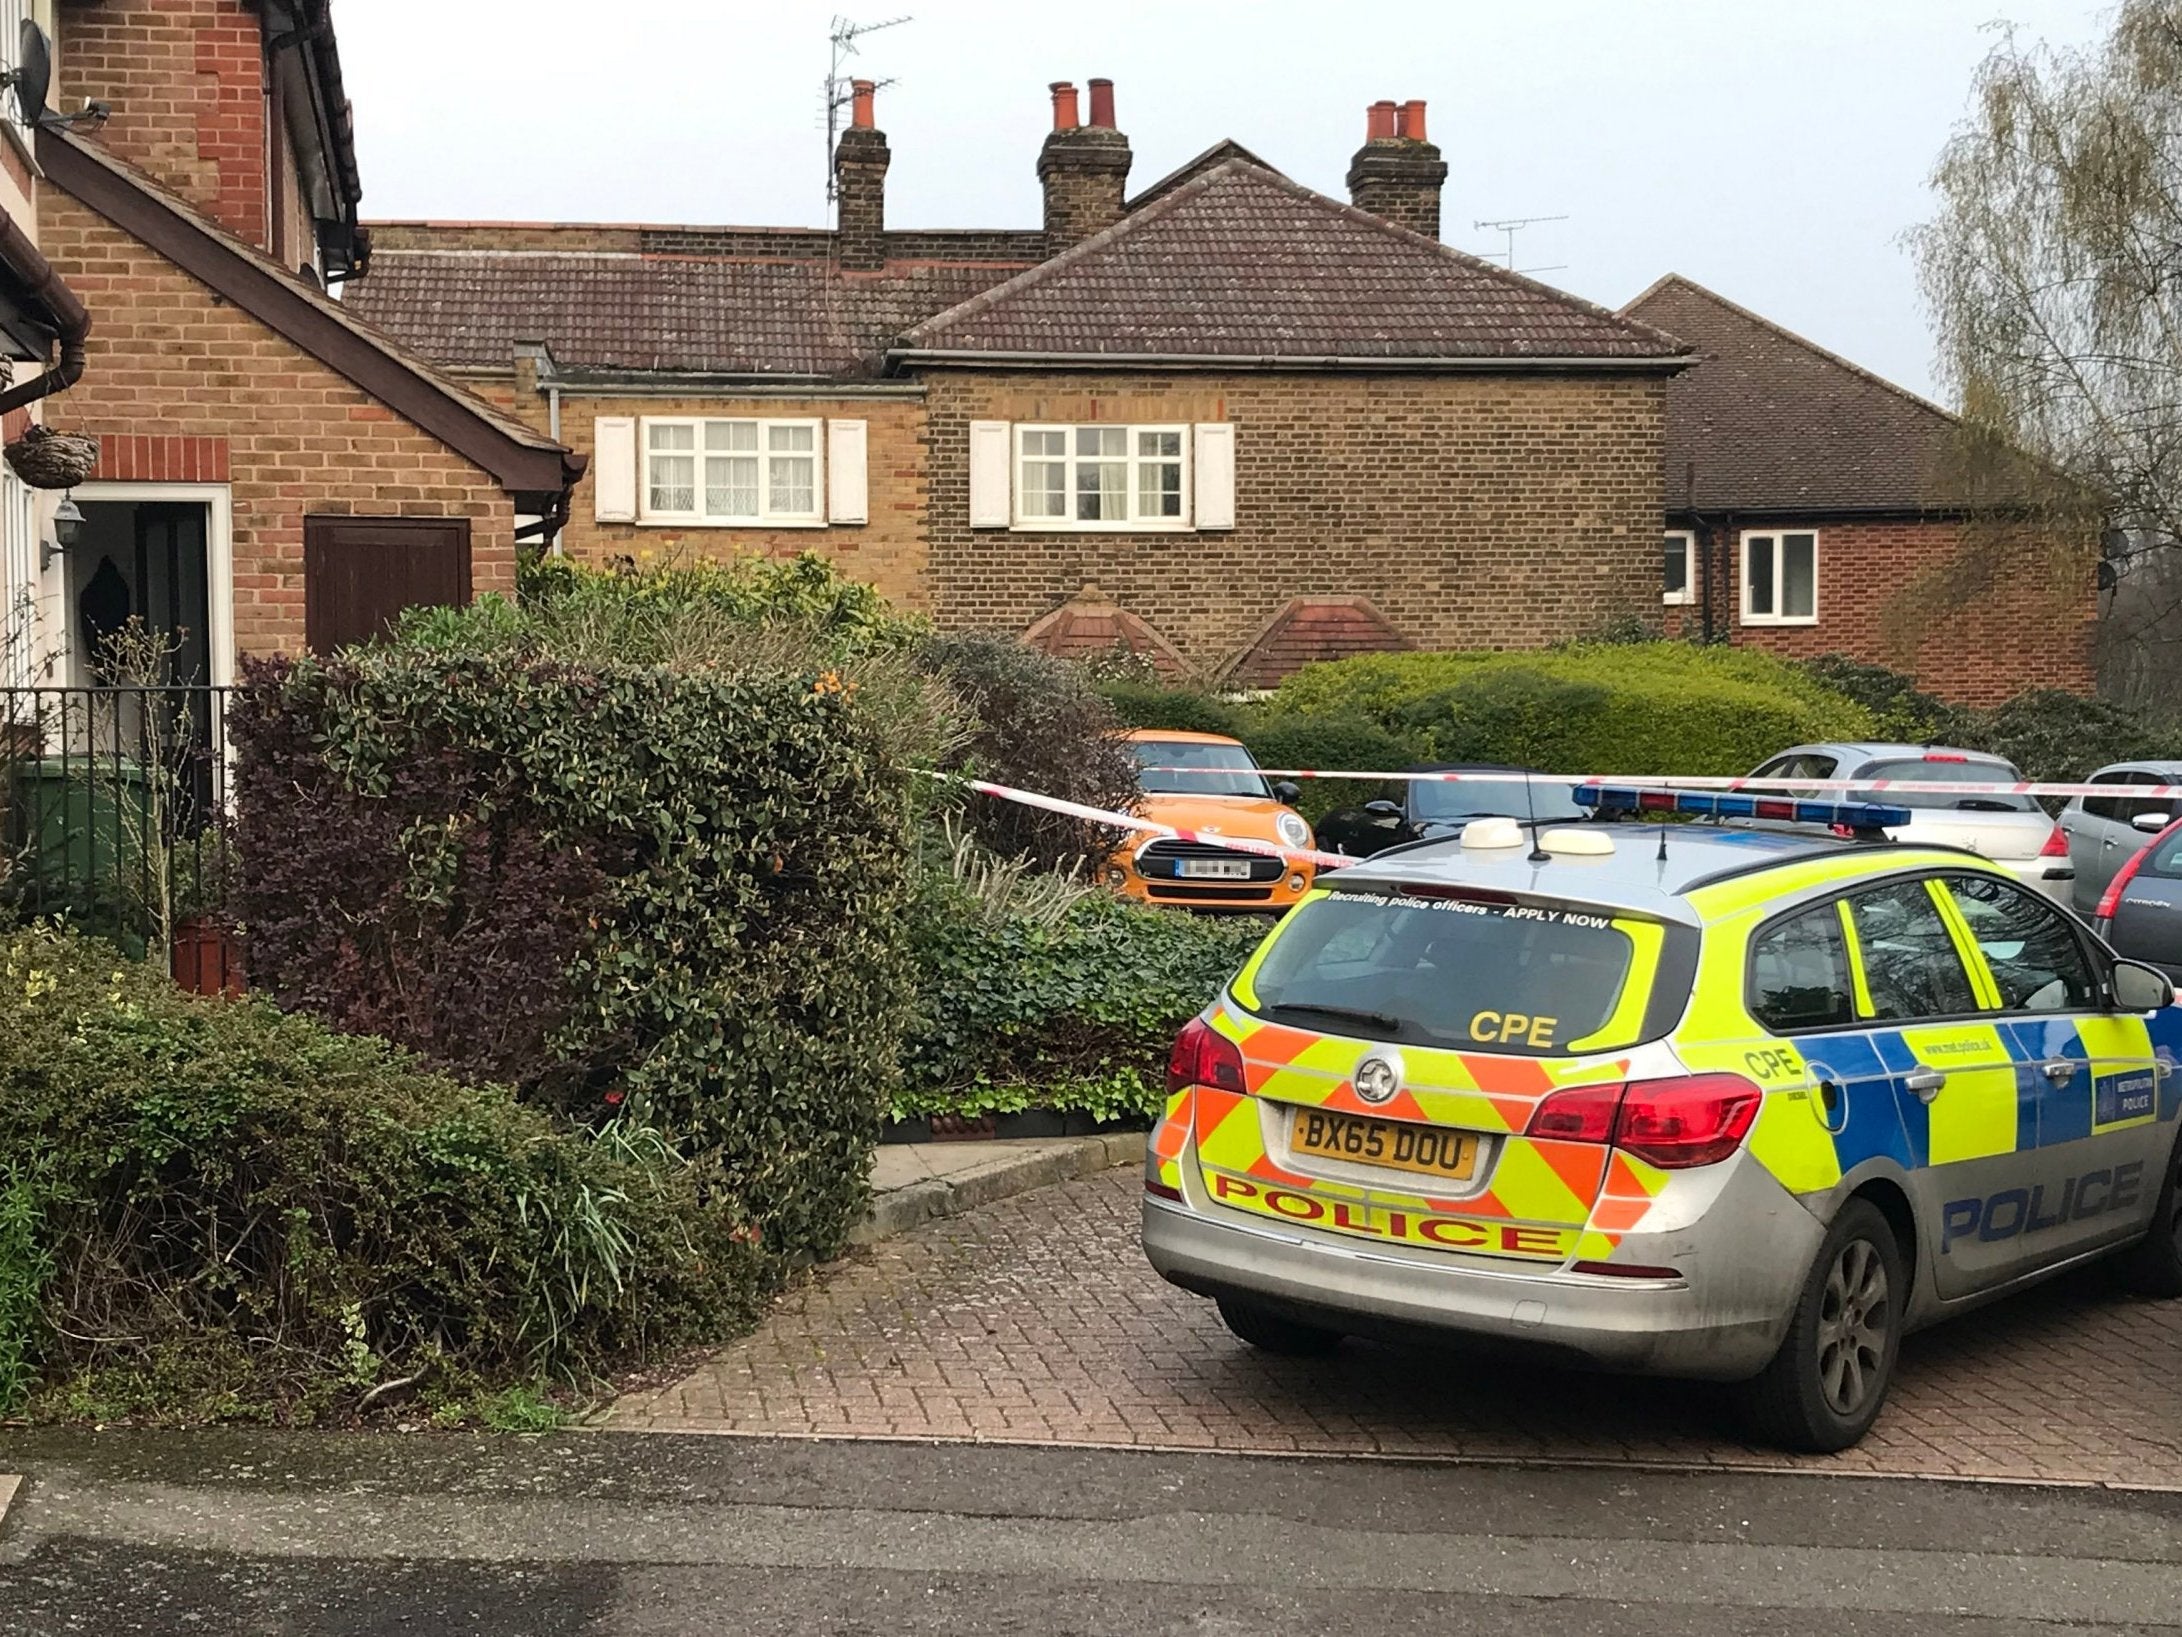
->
xmin=1141 ymin=767 xmax=2178 ymax=803
xmin=947 ymin=774 xmax=1353 ymax=871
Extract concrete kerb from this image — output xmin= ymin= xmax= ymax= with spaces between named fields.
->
xmin=853 ymin=1134 xmax=1145 ymax=1245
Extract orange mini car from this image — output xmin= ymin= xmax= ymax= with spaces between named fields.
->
xmin=1109 ymin=729 xmax=1317 ymax=912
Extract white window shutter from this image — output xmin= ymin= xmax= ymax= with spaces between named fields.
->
xmin=1193 ymin=422 xmax=1236 ymax=530
xmin=969 ymin=420 xmax=1012 ymax=528
xmin=826 ymin=419 xmax=869 ymax=524
xmin=592 ymin=416 xmax=638 ymax=522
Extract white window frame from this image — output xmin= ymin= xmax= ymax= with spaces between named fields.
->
xmin=1663 ymin=528 xmax=1696 ymax=606
xmin=1011 ymin=422 xmax=1192 ymax=532
xmin=1740 ymin=528 xmax=1819 ymax=626
xmin=637 ymin=416 xmax=826 ymax=528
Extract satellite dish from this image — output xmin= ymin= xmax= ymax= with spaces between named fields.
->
xmin=9 ymin=20 xmax=50 ymax=129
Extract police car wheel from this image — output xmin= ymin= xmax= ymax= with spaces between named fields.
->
xmin=2116 ymin=1134 xmax=2182 ymax=1298
xmin=1734 ymin=1199 xmax=1904 ymax=1453
xmin=1216 ymin=1297 xmax=1343 ymax=1357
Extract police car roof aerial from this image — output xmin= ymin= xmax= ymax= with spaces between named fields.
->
xmin=1332 ymin=788 xmax=1932 ymax=924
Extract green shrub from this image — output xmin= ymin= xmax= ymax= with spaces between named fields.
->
xmin=234 ymin=641 xmax=914 ymax=1276
xmin=1796 ymin=655 xmax=1972 ymax=744
xmin=899 ymin=872 xmax=1264 ymax=1123
xmin=1272 ymin=645 xmax=1871 ymax=778
xmin=0 ymin=927 xmax=752 ymax=1423
xmin=513 ymin=549 xmax=921 ymax=656
xmin=1972 ymin=689 xmax=2178 ymax=783
xmin=1235 ymin=711 xmax=1419 ymax=822
xmin=918 ymin=632 xmax=1140 ymax=873
xmin=1100 ymin=680 xmax=1247 ymax=738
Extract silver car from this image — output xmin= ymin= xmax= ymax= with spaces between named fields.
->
xmin=1746 ymin=743 xmax=2073 ymax=906
xmin=2057 ymin=760 xmax=2182 ymax=920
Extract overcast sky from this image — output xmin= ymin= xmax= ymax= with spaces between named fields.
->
xmin=336 ymin=0 xmax=2113 ymax=399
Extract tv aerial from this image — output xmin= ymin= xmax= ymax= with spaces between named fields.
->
xmin=1474 ymin=214 xmax=1569 ymax=277
xmin=0 ymin=20 xmax=110 ymax=131
xmin=825 ymin=13 xmax=910 ymax=203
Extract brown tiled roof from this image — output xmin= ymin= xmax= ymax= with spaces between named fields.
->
xmin=1621 ymin=274 xmax=1963 ymax=515
xmin=901 ymin=160 xmax=1689 ymax=364
xmin=1021 ymin=587 xmax=1192 ymax=680
xmin=344 ymin=251 xmax=1029 ymax=379
xmin=1128 ymin=139 xmax=1282 ymax=209
xmin=1222 ymin=597 xmax=1411 ymax=688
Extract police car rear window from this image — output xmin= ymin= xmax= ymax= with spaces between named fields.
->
xmin=1244 ymin=889 xmax=1646 ymax=1056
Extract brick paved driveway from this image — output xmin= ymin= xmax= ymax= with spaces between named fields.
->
xmin=608 ymin=1168 xmax=2182 ymax=1487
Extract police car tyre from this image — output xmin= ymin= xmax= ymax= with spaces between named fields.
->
xmin=1733 ymin=1199 xmax=1904 ymax=1453
xmin=2115 ymin=1132 xmax=2182 ymax=1298
xmin=1216 ymin=1297 xmax=1344 ymax=1357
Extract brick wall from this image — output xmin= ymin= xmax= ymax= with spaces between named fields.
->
xmin=59 ymin=0 xmax=271 ymax=250
xmin=924 ymin=371 xmax=1665 ymax=672
xmin=1662 ymin=518 xmax=2097 ymax=707
xmin=41 ymin=189 xmax=519 ymax=656
xmin=515 ymin=387 xmax=932 ymax=610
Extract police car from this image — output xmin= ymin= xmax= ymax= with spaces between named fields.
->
xmin=1142 ymin=789 xmax=2182 ymax=1451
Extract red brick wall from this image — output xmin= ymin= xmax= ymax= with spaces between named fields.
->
xmin=41 ymin=188 xmax=520 ymax=657
xmin=58 ymin=0 xmax=271 ymax=250
xmin=1663 ymin=518 xmax=2096 ymax=707
xmin=923 ymin=370 xmax=1666 ymax=673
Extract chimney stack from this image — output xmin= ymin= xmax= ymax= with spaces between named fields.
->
xmin=1347 ymin=97 xmax=1448 ymax=240
xmin=834 ymin=78 xmax=890 ymax=272
xmin=1039 ymin=78 xmax=1131 ymax=254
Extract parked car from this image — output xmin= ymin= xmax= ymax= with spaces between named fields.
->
xmin=1145 ymin=785 xmax=2182 ymax=1453
xmin=2056 ymin=761 xmax=2182 ymax=920
xmin=1316 ymin=763 xmax=1588 ymax=857
xmin=1744 ymin=743 xmax=2072 ymax=906
xmin=1108 ymin=729 xmax=1316 ymax=913
xmin=2092 ymin=814 xmax=2182 ymax=980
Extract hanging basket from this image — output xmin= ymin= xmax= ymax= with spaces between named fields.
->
xmin=4 ymin=425 xmax=100 ymax=490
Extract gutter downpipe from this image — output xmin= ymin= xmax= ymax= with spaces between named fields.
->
xmin=547 ymin=382 xmax=563 ymax=554
xmin=0 ymin=202 xmax=92 ymax=415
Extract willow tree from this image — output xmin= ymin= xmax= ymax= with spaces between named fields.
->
xmin=1915 ymin=2 xmax=2182 ymax=699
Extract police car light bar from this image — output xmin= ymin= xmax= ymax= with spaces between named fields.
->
xmin=1573 ymin=785 xmax=1915 ymax=831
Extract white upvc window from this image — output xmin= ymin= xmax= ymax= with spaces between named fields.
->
xmin=1014 ymin=423 xmax=1189 ymax=530
xmin=1740 ymin=529 xmax=1818 ymax=625
xmin=1663 ymin=529 xmax=1696 ymax=606
xmin=0 ymin=470 xmax=36 ymax=692
xmin=640 ymin=417 xmax=824 ymax=526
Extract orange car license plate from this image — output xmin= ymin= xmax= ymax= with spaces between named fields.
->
xmin=1291 ymin=1108 xmax=1478 ymax=1181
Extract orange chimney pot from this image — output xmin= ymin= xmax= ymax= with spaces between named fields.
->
xmin=1400 ymin=99 xmax=1428 ymax=141
xmin=1050 ymin=81 xmax=1080 ymax=130
xmin=1087 ymin=77 xmax=1116 ymax=129
xmin=850 ymin=79 xmax=876 ymax=130
xmin=1367 ymin=100 xmax=1398 ymax=141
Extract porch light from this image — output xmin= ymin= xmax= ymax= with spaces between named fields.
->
xmin=41 ymin=492 xmax=83 ymax=570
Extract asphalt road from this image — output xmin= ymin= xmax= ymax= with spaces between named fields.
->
xmin=3 ymin=1430 xmax=2181 ymax=1635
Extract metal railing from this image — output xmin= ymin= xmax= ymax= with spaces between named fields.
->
xmin=0 ymin=685 xmax=239 ymax=978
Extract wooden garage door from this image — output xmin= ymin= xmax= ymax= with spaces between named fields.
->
xmin=304 ymin=516 xmax=472 ymax=653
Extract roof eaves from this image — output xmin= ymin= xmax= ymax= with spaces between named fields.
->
xmin=38 ymin=127 xmax=582 ymax=497
xmin=887 ymin=347 xmax=1692 ymax=373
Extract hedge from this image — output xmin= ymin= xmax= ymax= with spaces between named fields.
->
xmin=1274 ymin=644 xmax=1875 ymax=776
xmin=232 ymin=642 xmax=915 ymax=1277
xmin=0 ymin=926 xmax=751 ymax=1423
xmin=898 ymin=872 xmax=1264 ymax=1122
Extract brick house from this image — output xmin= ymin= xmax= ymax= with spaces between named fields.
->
xmin=351 ymin=84 xmax=1690 ymax=683
xmin=1623 ymin=275 xmax=2094 ymax=706
xmin=3 ymin=0 xmax=580 ymax=690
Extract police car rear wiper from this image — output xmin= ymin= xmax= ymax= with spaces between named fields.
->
xmin=1264 ymin=1001 xmax=1405 ymax=1034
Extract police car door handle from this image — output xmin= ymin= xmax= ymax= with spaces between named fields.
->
xmin=2042 ymin=1059 xmax=2079 ymax=1083
xmin=1904 ymin=1068 xmax=1947 ymax=1100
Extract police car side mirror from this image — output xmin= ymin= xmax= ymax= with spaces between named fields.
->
xmin=2111 ymin=958 xmax=2174 ymax=1012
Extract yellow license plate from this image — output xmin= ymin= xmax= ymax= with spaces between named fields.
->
xmin=1291 ymin=1108 xmax=1479 ymax=1181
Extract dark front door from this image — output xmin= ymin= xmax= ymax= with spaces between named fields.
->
xmin=303 ymin=516 xmax=472 ymax=653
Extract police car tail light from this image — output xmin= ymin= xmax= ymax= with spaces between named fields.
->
xmin=1615 ymin=1074 xmax=1763 ymax=1169
xmin=1525 ymin=1082 xmax=1623 ymax=1143
xmin=1167 ymin=1017 xmax=1248 ymax=1095
xmin=1526 ymin=1073 xmax=1762 ymax=1169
